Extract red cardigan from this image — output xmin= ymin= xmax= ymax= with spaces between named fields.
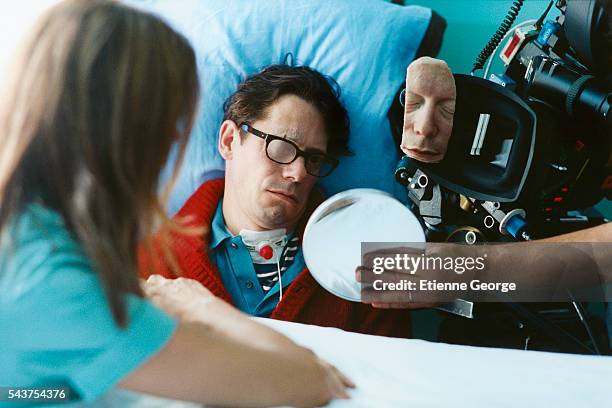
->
xmin=139 ymin=179 xmax=411 ymax=338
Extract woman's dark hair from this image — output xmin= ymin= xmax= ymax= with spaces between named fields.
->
xmin=0 ymin=0 xmax=199 ymax=326
xmin=223 ymin=64 xmax=352 ymax=157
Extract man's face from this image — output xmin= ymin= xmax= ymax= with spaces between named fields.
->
xmin=225 ymin=94 xmax=328 ymax=230
xmin=401 ymin=57 xmax=456 ymax=163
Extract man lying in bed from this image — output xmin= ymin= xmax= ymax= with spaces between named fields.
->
xmin=139 ymin=64 xmax=412 ymax=338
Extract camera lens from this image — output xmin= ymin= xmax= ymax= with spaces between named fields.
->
xmin=529 ymin=56 xmax=611 ymax=122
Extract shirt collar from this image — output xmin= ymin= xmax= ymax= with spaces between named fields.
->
xmin=210 ymin=198 xmax=301 ymax=250
xmin=210 ymin=199 xmax=233 ymax=249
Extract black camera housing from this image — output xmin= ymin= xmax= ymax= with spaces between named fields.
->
xmin=390 ymin=0 xmax=611 ymax=240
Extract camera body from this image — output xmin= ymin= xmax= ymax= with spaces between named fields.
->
xmin=395 ymin=0 xmax=611 ymax=243
xmin=390 ymin=0 xmax=611 ymax=354
xmin=500 ymin=0 xmax=611 ymax=223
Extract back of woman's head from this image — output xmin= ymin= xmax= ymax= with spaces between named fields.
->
xmin=0 ymin=0 xmax=199 ymax=325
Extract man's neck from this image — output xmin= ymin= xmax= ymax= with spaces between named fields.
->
xmin=221 ymin=190 xmax=296 ymax=236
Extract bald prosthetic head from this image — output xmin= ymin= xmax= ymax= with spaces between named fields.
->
xmin=401 ymin=57 xmax=456 ymax=163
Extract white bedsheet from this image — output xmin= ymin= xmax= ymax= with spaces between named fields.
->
xmin=257 ymin=318 xmax=612 ymax=408
xmin=66 ymin=318 xmax=612 ymax=407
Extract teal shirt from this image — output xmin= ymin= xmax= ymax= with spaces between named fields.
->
xmin=0 ymin=204 xmax=177 ymax=405
xmin=209 ymin=201 xmax=305 ymax=317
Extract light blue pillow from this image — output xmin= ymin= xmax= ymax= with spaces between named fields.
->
xmin=131 ymin=0 xmax=434 ymax=215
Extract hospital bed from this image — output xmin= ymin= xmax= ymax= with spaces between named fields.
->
xmin=76 ymin=318 xmax=612 ymax=407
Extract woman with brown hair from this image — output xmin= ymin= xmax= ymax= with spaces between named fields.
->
xmin=0 ymin=1 xmax=353 ymax=406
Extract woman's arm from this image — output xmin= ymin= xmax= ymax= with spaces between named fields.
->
xmin=119 ymin=276 xmax=354 ymax=407
xmin=141 ymin=275 xmax=301 ymax=352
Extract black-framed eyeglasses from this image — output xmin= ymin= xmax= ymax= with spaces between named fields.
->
xmin=240 ymin=123 xmax=339 ymax=178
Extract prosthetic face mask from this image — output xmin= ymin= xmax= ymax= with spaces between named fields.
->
xmin=401 ymin=57 xmax=456 ymax=163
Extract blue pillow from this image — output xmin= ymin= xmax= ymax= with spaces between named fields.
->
xmin=132 ymin=0 xmax=434 ymax=215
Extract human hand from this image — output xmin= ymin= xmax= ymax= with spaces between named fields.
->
xmin=355 ymin=266 xmax=440 ymax=309
xmin=142 ymin=275 xmax=218 ymax=321
xmin=294 ymin=351 xmax=355 ymax=407
xmin=356 ymin=244 xmax=475 ymax=309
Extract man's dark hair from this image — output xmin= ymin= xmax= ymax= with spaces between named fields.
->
xmin=223 ymin=64 xmax=352 ymax=157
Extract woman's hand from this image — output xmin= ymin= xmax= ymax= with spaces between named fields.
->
xmin=142 ymin=275 xmax=218 ymax=322
xmin=298 ymin=354 xmax=355 ymax=406
xmin=137 ymin=274 xmax=356 ymax=406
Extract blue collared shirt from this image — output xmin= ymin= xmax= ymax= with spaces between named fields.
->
xmin=209 ymin=200 xmax=305 ymax=317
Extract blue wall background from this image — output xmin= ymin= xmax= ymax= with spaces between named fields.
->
xmin=407 ymin=0 xmax=558 ymax=73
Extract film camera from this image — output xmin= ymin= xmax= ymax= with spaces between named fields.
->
xmin=389 ymin=0 xmax=611 ymax=354
xmin=392 ymin=0 xmax=611 ymax=243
